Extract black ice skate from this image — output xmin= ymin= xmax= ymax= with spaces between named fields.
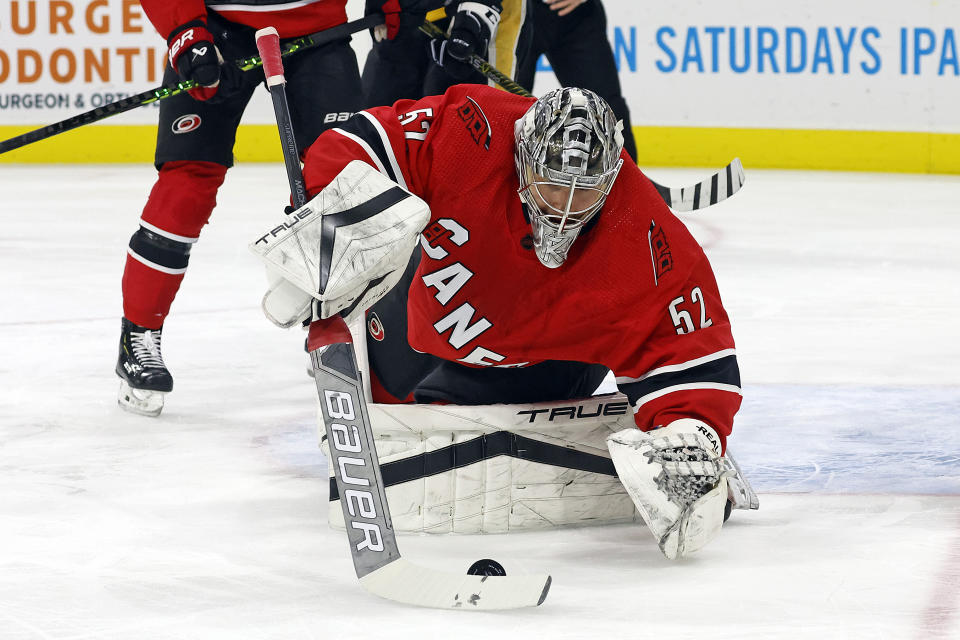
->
xmin=116 ymin=317 xmax=173 ymax=416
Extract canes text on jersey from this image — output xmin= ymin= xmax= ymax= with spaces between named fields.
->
xmin=419 ymin=218 xmax=529 ymax=368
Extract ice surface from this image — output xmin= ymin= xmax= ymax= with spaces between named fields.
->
xmin=1 ymin=165 xmax=958 ymax=639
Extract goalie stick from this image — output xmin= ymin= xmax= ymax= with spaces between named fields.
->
xmin=650 ymin=157 xmax=746 ymax=213
xmin=0 ymin=14 xmax=383 ymax=155
xmin=417 ymin=18 xmax=744 ymax=213
xmin=255 ymin=27 xmax=551 ymax=610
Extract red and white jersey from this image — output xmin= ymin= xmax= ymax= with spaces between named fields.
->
xmin=302 ymin=85 xmax=742 ymax=446
xmin=141 ymin=0 xmax=347 ymax=40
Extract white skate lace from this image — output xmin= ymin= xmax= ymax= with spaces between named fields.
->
xmin=131 ymin=330 xmax=166 ymax=369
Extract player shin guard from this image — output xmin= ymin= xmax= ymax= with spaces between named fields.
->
xmin=122 ymin=230 xmax=191 ymax=328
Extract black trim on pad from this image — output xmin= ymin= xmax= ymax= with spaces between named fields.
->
xmin=329 ymin=431 xmax=617 ymax=501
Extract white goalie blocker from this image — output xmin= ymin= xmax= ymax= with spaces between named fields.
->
xmin=249 ymin=160 xmax=430 ymax=328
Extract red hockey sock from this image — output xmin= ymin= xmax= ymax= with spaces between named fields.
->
xmin=122 ymin=256 xmax=186 ymax=329
xmin=121 ymin=161 xmax=227 ymax=328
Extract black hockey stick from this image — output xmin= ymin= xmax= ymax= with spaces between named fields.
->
xmin=418 ymin=18 xmax=744 ymax=212
xmin=0 ymin=14 xmax=383 ymax=155
xmin=254 ymin=27 xmax=551 ymax=610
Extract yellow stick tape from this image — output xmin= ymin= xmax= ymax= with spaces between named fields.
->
xmin=1 ymin=124 xmax=958 ymax=174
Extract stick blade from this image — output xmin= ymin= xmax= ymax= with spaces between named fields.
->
xmin=360 ymin=558 xmax=551 ymax=610
xmin=655 ymin=157 xmax=746 ymax=213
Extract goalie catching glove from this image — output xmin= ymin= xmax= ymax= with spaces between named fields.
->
xmin=607 ymin=420 xmax=730 ymax=560
xmin=250 ymin=161 xmax=430 ymax=328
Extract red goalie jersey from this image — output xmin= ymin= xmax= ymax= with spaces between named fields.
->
xmin=302 ymin=85 xmax=742 ymax=447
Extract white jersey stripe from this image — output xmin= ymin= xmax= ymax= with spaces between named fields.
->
xmin=615 ymin=348 xmax=737 ymax=385
xmin=357 ymin=110 xmax=409 ymax=190
xmin=630 ymin=382 xmax=743 ymax=413
xmin=138 ymin=220 xmax=199 ymax=244
xmin=206 ymin=0 xmax=324 ymax=12
xmin=127 ymin=248 xmax=188 ymax=275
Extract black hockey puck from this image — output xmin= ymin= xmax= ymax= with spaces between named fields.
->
xmin=467 ymin=558 xmax=506 ymax=577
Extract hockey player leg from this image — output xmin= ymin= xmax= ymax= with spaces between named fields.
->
xmin=117 ymin=161 xmax=226 ymax=416
xmin=607 ymin=419 xmax=729 ymax=559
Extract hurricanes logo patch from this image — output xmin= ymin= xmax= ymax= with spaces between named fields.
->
xmin=648 ymin=220 xmax=673 ymax=285
xmin=172 ymin=114 xmax=201 ymax=134
xmin=368 ymin=312 xmax=385 ymax=341
xmin=457 ymin=96 xmax=492 ymax=150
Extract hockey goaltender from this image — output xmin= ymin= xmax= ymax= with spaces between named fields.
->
xmin=250 ymin=84 xmax=758 ymax=562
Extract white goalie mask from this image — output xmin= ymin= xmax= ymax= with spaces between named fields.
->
xmin=515 ymin=87 xmax=624 ymax=268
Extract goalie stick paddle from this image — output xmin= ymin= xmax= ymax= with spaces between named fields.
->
xmin=0 ymin=14 xmax=383 ymax=155
xmin=417 ymin=18 xmax=744 ymax=212
xmin=650 ymin=157 xmax=746 ymax=213
xmin=254 ymin=27 xmax=551 ymax=611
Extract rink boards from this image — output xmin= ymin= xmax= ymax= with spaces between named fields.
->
xmin=1 ymin=0 xmax=959 ymax=171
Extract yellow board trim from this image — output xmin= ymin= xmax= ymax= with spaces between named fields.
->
xmin=1 ymin=124 xmax=958 ymax=174
xmin=630 ymin=127 xmax=960 ymax=174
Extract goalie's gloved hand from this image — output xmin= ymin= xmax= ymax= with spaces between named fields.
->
xmin=167 ymin=20 xmax=223 ymax=101
xmin=607 ymin=419 xmax=730 ymax=559
xmin=251 ymin=162 xmax=430 ymax=329
xmin=429 ymin=2 xmax=501 ymax=79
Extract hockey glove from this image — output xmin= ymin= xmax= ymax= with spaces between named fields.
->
xmin=369 ymin=0 xmax=436 ymax=41
xmin=429 ymin=2 xmax=501 ymax=79
xmin=168 ymin=20 xmax=223 ymax=101
xmin=607 ymin=420 xmax=730 ymax=559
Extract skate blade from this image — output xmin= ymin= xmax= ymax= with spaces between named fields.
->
xmin=118 ymin=381 xmax=165 ymax=417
